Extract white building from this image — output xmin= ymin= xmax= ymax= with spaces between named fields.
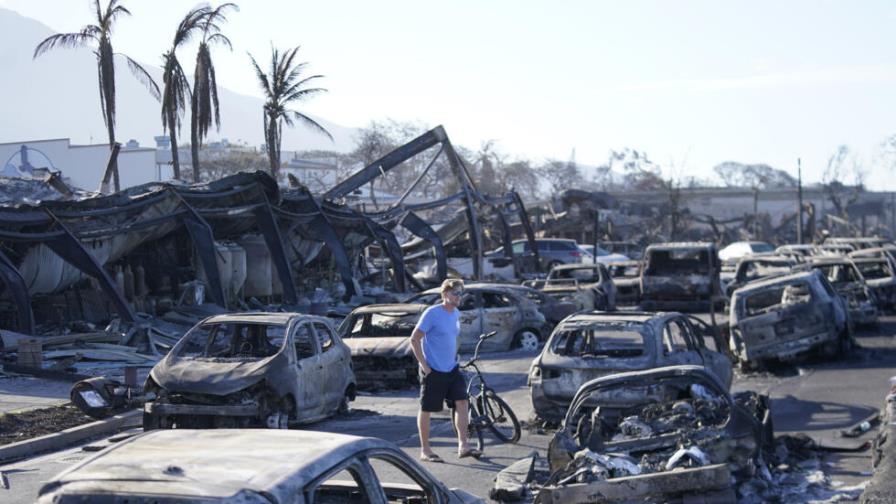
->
xmin=0 ymin=138 xmax=163 ymax=191
xmin=281 ymin=154 xmax=339 ymax=193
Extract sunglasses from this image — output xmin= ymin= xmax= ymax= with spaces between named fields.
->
xmin=447 ymin=289 xmax=464 ymax=297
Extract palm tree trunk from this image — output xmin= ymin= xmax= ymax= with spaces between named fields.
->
xmin=168 ymin=109 xmax=180 ymax=179
xmin=190 ymin=98 xmax=200 ymax=183
xmin=264 ymin=113 xmax=278 ymax=178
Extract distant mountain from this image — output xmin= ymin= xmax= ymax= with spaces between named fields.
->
xmin=0 ymin=8 xmax=357 ymax=152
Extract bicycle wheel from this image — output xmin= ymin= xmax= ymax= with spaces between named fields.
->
xmin=478 ymin=389 xmax=521 ymax=443
xmin=452 ymin=402 xmax=485 ymax=453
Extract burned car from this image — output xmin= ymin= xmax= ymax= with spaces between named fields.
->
xmin=607 ymin=260 xmax=641 ymax=306
xmin=540 ymin=366 xmax=772 ymax=504
xmin=640 ymin=242 xmax=721 ymax=311
xmin=849 ymin=255 xmax=896 ymax=311
xmin=724 ymin=254 xmax=797 ymax=298
xmin=38 ymin=429 xmax=483 ymax=503
xmin=529 ymin=311 xmax=732 ymax=422
xmin=407 ymin=283 xmax=548 ymax=352
xmin=797 ymin=256 xmax=878 ymax=325
xmin=525 ymin=263 xmax=617 ymax=311
xmin=496 ymin=283 xmax=579 ymax=326
xmin=337 ymin=303 xmax=427 ymax=389
xmin=143 ymin=312 xmax=356 ymax=429
xmin=729 ymin=270 xmax=851 ymax=367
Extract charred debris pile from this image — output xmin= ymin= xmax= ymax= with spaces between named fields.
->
xmin=0 ymin=126 xmax=542 ymax=377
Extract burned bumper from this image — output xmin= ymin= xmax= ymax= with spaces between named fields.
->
xmin=537 ymin=463 xmax=732 ymax=504
xmin=145 ymin=402 xmax=260 ymax=417
xmin=735 ymin=329 xmax=837 ymax=362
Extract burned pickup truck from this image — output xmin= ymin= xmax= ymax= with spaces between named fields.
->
xmin=640 ymin=242 xmax=721 ymax=311
xmin=729 ymin=270 xmax=851 ymax=368
xmin=529 ymin=311 xmax=732 ymax=422
xmin=337 ymin=303 xmax=426 ymax=389
xmin=525 ymin=263 xmax=617 ymax=312
xmin=143 ymin=312 xmax=356 ymax=429
xmin=797 ymin=256 xmax=878 ymax=326
xmin=539 ymin=365 xmax=773 ymax=503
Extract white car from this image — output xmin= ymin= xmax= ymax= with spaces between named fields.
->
xmin=578 ymin=244 xmax=630 ymax=264
xmin=718 ymin=241 xmax=775 ymax=262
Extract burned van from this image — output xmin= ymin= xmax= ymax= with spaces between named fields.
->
xmin=640 ymin=242 xmax=721 ymax=311
xmin=729 ymin=270 xmax=850 ymax=366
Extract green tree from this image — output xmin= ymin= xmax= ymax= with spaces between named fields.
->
xmin=249 ymin=45 xmax=332 ymax=181
xmin=161 ymin=6 xmax=210 ymax=180
xmin=190 ymin=3 xmax=238 ymax=182
xmin=33 ymin=0 xmax=159 ymax=191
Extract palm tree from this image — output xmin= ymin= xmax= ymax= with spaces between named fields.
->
xmin=190 ymin=2 xmax=238 ymax=183
xmin=33 ymin=0 xmax=159 ymax=192
xmin=161 ymin=6 xmax=210 ymax=180
xmin=249 ymin=45 xmax=332 ymax=181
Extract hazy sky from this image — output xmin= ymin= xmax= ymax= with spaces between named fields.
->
xmin=4 ymin=0 xmax=896 ymax=188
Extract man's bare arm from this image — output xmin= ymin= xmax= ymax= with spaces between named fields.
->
xmin=411 ymin=328 xmax=430 ymax=375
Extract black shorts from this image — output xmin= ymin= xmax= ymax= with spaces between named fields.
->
xmin=420 ymin=365 xmax=468 ymax=412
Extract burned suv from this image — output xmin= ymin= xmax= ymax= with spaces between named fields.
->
xmin=640 ymin=242 xmax=721 ymax=311
xmin=729 ymin=270 xmax=851 ymax=367
xmin=529 ymin=311 xmax=732 ymax=422
xmin=143 ymin=312 xmax=356 ymax=429
xmin=541 ymin=366 xmax=773 ymax=503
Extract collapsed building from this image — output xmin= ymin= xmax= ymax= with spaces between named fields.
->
xmin=0 ymin=126 xmax=542 ymax=360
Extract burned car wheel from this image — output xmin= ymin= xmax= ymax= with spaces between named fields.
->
xmin=514 ymin=329 xmax=541 ymax=351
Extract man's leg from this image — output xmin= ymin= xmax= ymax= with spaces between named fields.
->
xmin=418 ymin=409 xmax=434 ymax=457
xmin=454 ymin=399 xmax=470 ymax=452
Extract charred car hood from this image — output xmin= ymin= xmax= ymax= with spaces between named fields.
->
xmin=150 ymin=354 xmax=283 ymax=396
xmin=345 ymin=337 xmax=413 ymax=358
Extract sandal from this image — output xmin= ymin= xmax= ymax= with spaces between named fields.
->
xmin=420 ymin=453 xmax=444 ymax=463
xmin=458 ymin=447 xmax=482 ymax=459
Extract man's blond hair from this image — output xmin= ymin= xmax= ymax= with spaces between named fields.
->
xmin=440 ymin=278 xmax=465 ymax=293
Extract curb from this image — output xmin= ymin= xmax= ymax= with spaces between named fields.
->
xmin=0 ymin=409 xmax=142 ymax=465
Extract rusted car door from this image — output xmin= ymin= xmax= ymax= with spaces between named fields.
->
xmin=457 ymin=292 xmax=483 ymax=351
xmin=311 ymin=321 xmax=349 ymax=412
xmin=291 ymin=321 xmax=323 ymax=419
xmin=479 ymin=290 xmax=521 ymax=351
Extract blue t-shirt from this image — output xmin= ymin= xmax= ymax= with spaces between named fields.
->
xmin=414 ymin=304 xmax=460 ymax=372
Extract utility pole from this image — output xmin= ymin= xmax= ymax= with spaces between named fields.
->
xmin=797 ymin=158 xmax=804 ymax=244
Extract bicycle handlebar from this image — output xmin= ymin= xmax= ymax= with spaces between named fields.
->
xmin=461 ymin=331 xmax=497 ymax=368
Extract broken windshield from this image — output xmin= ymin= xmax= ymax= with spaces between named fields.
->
xmin=856 ymin=261 xmax=892 ymax=280
xmin=346 ymin=312 xmax=419 ymax=338
xmin=550 ymin=267 xmax=601 ymax=282
xmin=551 ymin=323 xmax=646 ymax=358
xmin=176 ymin=322 xmax=287 ymax=360
xmin=646 ymin=249 xmax=712 ymax=275
xmin=742 ymin=281 xmax=813 ymax=316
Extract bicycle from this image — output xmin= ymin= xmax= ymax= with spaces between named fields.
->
xmin=451 ymin=331 xmax=522 ymax=454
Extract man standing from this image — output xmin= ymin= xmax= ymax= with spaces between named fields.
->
xmin=411 ymin=278 xmax=480 ymax=462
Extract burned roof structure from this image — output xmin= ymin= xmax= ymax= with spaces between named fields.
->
xmin=0 ymin=126 xmax=539 ymax=341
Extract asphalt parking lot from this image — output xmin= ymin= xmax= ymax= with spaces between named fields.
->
xmin=2 ymin=315 xmax=894 ymax=502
